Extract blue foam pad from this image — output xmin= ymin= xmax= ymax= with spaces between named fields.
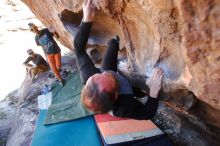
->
xmin=31 ymin=110 xmax=101 ymax=146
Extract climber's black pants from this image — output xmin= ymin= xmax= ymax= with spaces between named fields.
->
xmin=74 ymin=21 xmax=119 ymax=84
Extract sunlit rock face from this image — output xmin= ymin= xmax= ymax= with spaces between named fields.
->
xmin=22 ymin=0 xmax=220 ymax=126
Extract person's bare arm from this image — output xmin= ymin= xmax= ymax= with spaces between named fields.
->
xmin=23 ymin=57 xmax=33 ymax=69
xmin=48 ymin=26 xmax=59 ymax=39
xmin=52 ymin=32 xmax=59 ymax=39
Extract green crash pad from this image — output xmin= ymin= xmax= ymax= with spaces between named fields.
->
xmin=31 ymin=110 xmax=101 ymax=146
xmin=44 ymin=72 xmax=93 ymax=125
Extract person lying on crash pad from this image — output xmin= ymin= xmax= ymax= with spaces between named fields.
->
xmin=23 ymin=49 xmax=49 ymax=82
xmin=74 ymin=0 xmax=164 ymax=120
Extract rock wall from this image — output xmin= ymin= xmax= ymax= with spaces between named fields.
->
xmin=0 ymin=95 xmax=16 ymax=146
xmin=21 ymin=0 xmax=220 ymax=127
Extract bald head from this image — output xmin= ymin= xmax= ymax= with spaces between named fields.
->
xmin=82 ymin=72 xmax=118 ymax=113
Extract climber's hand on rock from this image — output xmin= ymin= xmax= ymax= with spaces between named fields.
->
xmin=146 ymin=68 xmax=164 ymax=98
xmin=83 ymin=0 xmax=96 ymax=22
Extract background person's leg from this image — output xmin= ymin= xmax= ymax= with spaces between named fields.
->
xmin=101 ymin=39 xmax=119 ymax=72
xmin=30 ymin=68 xmax=39 ymax=81
xmin=26 ymin=68 xmax=29 ymax=75
xmin=26 ymin=64 xmax=33 ymax=76
xmin=38 ymin=64 xmax=49 ymax=73
xmin=54 ymin=52 xmax=61 ymax=71
xmin=47 ymin=54 xmax=62 ymax=81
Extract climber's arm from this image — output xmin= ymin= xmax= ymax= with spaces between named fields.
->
xmin=113 ymin=69 xmax=163 ymax=120
xmin=113 ymin=94 xmax=159 ymax=120
xmin=73 ymin=0 xmax=100 ymax=84
xmin=74 ymin=0 xmax=95 ymax=53
xmin=132 ymin=86 xmax=147 ymax=98
xmin=74 ymin=22 xmax=93 ymax=53
xmin=138 ymin=68 xmax=163 ymax=117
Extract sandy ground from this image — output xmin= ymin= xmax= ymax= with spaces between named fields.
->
xmin=0 ymin=1 xmax=70 ymax=101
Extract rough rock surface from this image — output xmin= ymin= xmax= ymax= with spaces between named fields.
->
xmin=6 ymin=73 xmax=52 ymax=146
xmin=21 ymin=0 xmax=220 ymax=127
xmin=0 ymin=92 xmax=17 ymax=146
xmin=153 ymin=102 xmax=220 ymax=146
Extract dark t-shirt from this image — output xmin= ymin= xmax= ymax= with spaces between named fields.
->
xmin=35 ymin=28 xmax=60 ymax=54
xmin=23 ymin=54 xmax=48 ymax=66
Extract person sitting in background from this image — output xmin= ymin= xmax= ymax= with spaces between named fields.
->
xmin=23 ymin=49 xmax=48 ymax=82
xmin=28 ymin=23 xmax=64 ymax=86
xmin=74 ymin=0 xmax=164 ymax=120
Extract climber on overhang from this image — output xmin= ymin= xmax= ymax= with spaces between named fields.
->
xmin=74 ymin=0 xmax=164 ymax=120
xmin=23 ymin=49 xmax=49 ymax=82
xmin=28 ymin=23 xmax=64 ymax=87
